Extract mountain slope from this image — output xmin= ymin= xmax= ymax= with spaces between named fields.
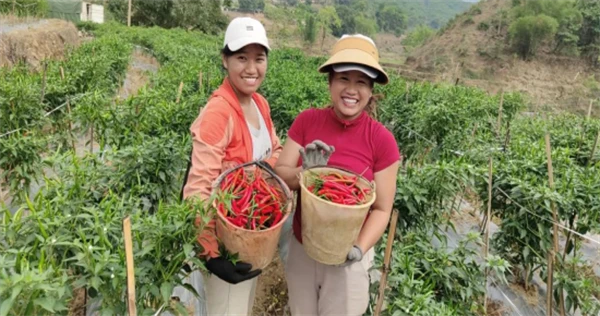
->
xmin=401 ymin=0 xmax=598 ymax=115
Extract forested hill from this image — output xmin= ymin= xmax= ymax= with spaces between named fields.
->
xmin=374 ymin=0 xmax=476 ymax=29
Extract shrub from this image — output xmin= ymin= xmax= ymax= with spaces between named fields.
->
xmin=509 ymin=14 xmax=559 ymax=58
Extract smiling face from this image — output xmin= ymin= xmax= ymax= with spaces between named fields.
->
xmin=328 ymin=70 xmax=374 ymax=121
xmin=222 ymin=44 xmax=268 ymax=100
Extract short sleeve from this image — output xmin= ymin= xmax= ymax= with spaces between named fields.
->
xmin=287 ymin=109 xmax=313 ymax=146
xmin=373 ymin=125 xmax=401 ymax=173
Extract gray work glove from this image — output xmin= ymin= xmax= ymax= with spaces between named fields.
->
xmin=299 ymin=140 xmax=335 ymax=169
xmin=338 ymin=245 xmax=363 ymax=267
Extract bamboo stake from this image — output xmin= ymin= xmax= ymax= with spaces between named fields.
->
xmin=40 ymin=62 xmax=47 ymax=104
xmin=545 ymin=133 xmax=564 ymax=316
xmin=546 ymin=250 xmax=554 ymax=316
xmin=586 ymin=100 xmax=593 ymax=119
xmin=496 ymin=91 xmax=504 ymax=138
xmin=588 ymin=130 xmax=600 ymax=168
xmin=59 ymin=67 xmax=76 ymax=152
xmin=198 ymin=71 xmax=203 ymax=91
xmin=127 ymin=0 xmax=132 ymax=27
xmin=90 ymin=124 xmax=94 ymax=154
xmin=374 ymin=209 xmax=399 ymax=316
xmin=176 ymin=81 xmax=184 ymax=104
xmin=483 ymin=158 xmax=493 ymax=311
xmin=123 ymin=217 xmax=137 ymax=316
xmin=503 ymin=120 xmax=511 ymax=151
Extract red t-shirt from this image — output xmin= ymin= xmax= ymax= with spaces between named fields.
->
xmin=287 ymin=107 xmax=401 ymax=243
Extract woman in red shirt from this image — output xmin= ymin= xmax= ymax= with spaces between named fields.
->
xmin=275 ymin=34 xmax=401 ymax=315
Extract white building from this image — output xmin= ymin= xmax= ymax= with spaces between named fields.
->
xmin=80 ymin=1 xmax=104 ymax=24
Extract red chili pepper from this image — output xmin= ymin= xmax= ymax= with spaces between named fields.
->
xmin=272 ymin=212 xmax=282 ymax=226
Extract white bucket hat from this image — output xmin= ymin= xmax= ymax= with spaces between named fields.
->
xmin=223 ymin=17 xmax=271 ymax=52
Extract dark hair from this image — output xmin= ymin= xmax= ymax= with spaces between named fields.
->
xmin=327 ymin=71 xmax=380 ymax=119
xmin=221 ymin=44 xmax=269 ymax=57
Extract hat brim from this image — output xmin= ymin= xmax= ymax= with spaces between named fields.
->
xmin=227 ymin=37 xmax=271 ymax=52
xmin=318 ymin=48 xmax=389 ymax=85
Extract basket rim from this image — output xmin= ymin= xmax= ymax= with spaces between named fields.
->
xmin=299 ymin=166 xmax=377 ymax=209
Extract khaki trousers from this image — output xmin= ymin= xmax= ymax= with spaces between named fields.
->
xmin=285 ymin=237 xmax=374 ymax=316
xmin=204 ymin=273 xmax=258 ymax=316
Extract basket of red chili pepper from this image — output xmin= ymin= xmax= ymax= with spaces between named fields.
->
xmin=299 ymin=166 xmax=376 ymax=265
xmin=211 ymin=161 xmax=292 ymax=270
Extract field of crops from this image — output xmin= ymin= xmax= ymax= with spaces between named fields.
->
xmin=1 ymin=21 xmax=600 ymax=316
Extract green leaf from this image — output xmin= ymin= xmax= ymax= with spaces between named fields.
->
xmin=183 ymin=244 xmax=193 ymax=257
xmin=33 ymin=297 xmax=56 ymax=313
xmin=174 ymin=302 xmax=188 ymax=316
xmin=0 ymin=298 xmax=14 ymax=316
xmin=160 ymin=282 xmax=174 ymax=304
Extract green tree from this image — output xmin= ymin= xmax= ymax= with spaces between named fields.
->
xmin=239 ymin=0 xmax=264 ymax=12
xmin=303 ymin=13 xmax=318 ymax=45
xmin=509 ymin=14 xmax=559 ymax=59
xmin=402 ymin=24 xmax=435 ymax=52
xmin=577 ymin=0 xmax=600 ymax=65
xmin=332 ymin=4 xmax=355 ymax=36
xmin=376 ymin=4 xmax=407 ymax=36
xmin=354 ymin=15 xmax=377 ymax=37
xmin=106 ymin=0 xmax=227 ymax=33
xmin=317 ymin=6 xmax=341 ymax=49
xmin=224 ymin=0 xmax=233 ymax=8
xmin=285 ymin=0 xmax=299 ymax=7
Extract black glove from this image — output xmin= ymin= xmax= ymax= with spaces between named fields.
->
xmin=206 ymin=257 xmax=262 ymax=284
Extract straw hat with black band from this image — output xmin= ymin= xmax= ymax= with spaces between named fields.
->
xmin=318 ymin=34 xmax=390 ymax=85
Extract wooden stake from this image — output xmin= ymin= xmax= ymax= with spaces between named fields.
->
xmin=483 ymin=158 xmax=493 ymax=312
xmin=586 ymin=100 xmax=593 ymax=119
xmin=544 ymin=133 xmax=564 ymax=316
xmin=40 ymin=62 xmax=48 ymax=104
xmin=405 ymin=82 xmax=409 ymax=103
xmin=496 ymin=91 xmax=504 ymax=138
xmin=198 ymin=71 xmax=203 ymax=91
xmin=90 ymin=124 xmax=94 ymax=154
xmin=127 ymin=0 xmax=132 ymax=27
xmin=546 ymin=250 xmax=554 ymax=316
xmin=67 ymin=101 xmax=76 ymax=152
xmin=497 ymin=11 xmax=503 ymax=35
xmin=176 ymin=81 xmax=184 ymax=104
xmin=503 ymin=120 xmax=511 ymax=151
xmin=60 ymin=66 xmax=76 ymax=152
xmin=123 ymin=217 xmax=137 ymax=316
xmin=374 ymin=209 xmax=399 ymax=316
xmin=588 ymin=130 xmax=600 ymax=168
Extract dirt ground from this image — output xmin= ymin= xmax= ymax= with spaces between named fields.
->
xmin=117 ymin=47 xmax=160 ymax=100
xmin=0 ymin=17 xmax=80 ymax=70
xmin=252 ymin=255 xmax=290 ymax=316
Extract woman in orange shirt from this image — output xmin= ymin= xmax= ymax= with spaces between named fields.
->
xmin=180 ymin=17 xmax=283 ymax=316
